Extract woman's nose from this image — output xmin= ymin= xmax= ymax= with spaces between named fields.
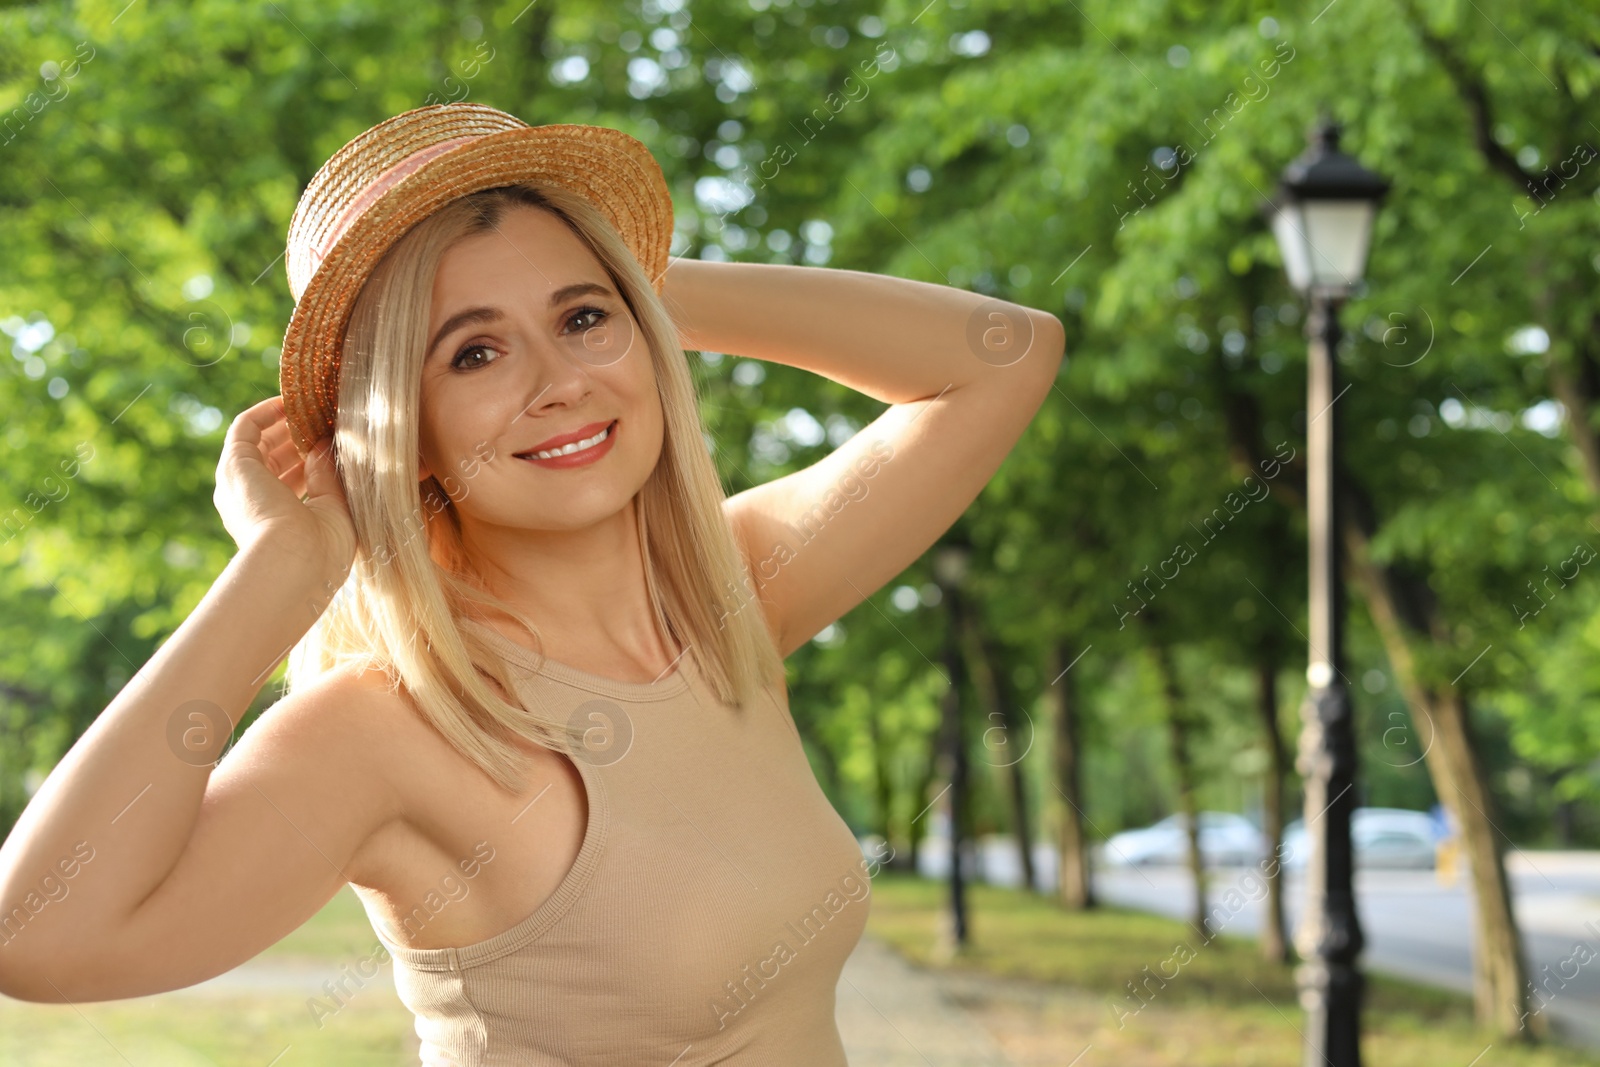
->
xmin=506 ymin=308 xmax=641 ymax=425
xmin=512 ymin=341 xmax=594 ymax=420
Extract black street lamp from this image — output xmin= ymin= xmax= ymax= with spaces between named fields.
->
xmin=1265 ymin=118 xmax=1389 ymax=1067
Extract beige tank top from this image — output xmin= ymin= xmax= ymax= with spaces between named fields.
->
xmin=361 ymin=617 xmax=872 ymax=1065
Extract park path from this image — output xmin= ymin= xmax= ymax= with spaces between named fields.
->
xmin=175 ymin=932 xmax=1024 ymax=1066
xmin=836 ymin=934 xmax=1018 ymax=1066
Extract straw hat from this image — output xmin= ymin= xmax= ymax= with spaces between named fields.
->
xmin=278 ymin=102 xmax=675 ymax=456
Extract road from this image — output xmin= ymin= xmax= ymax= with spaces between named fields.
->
xmin=1094 ymin=851 xmax=1600 ymax=1048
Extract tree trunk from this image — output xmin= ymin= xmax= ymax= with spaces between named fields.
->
xmin=990 ymin=645 xmax=1038 ymax=894
xmin=1554 ymin=794 xmax=1574 ymax=848
xmin=1152 ymin=641 xmax=1209 ymax=939
xmin=964 ymin=627 xmax=1037 ymax=892
xmin=939 ymin=584 xmax=972 ymax=947
xmin=1343 ymin=518 xmax=1535 ymax=1038
xmin=1544 ymin=345 xmax=1600 ymax=502
xmin=1046 ymin=641 xmax=1095 ymax=909
xmin=803 ymin=720 xmax=842 ymax=800
xmin=1254 ymin=657 xmax=1292 ymax=964
xmin=866 ymin=702 xmax=896 ymax=857
xmin=908 ymin=735 xmax=940 ymax=874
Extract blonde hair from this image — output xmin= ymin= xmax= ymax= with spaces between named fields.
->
xmin=283 ymin=183 xmax=783 ymax=793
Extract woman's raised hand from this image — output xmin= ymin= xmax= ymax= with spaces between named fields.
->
xmin=0 ymin=395 xmax=383 ymax=1005
xmin=213 ymin=395 xmax=355 ymax=577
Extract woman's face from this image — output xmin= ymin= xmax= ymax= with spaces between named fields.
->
xmin=416 ymin=204 xmax=664 ymax=535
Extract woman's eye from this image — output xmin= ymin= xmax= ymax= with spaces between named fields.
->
xmin=566 ymin=306 xmax=609 ymax=332
xmin=450 ymin=343 xmax=498 ymax=370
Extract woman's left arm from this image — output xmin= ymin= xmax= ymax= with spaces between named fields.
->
xmin=660 ymin=256 xmax=1066 ymax=657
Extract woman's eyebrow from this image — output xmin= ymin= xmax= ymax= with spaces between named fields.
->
xmin=425 ymin=283 xmax=617 ymax=359
xmin=549 ymin=281 xmax=614 ymax=305
xmin=427 ymin=306 xmax=502 ymax=360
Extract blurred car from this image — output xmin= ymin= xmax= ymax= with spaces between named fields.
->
xmin=1280 ymin=807 xmax=1437 ymax=870
xmin=1100 ymin=811 xmax=1267 ymax=868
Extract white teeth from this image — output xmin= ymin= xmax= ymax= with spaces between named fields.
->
xmin=530 ymin=423 xmax=611 ymax=460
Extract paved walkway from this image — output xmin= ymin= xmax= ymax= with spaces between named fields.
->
xmin=836 ymin=935 xmax=1017 ymax=1066
xmin=172 ymin=932 xmax=1022 ymax=1065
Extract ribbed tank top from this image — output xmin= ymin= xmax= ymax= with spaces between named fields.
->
xmin=362 ymin=617 xmax=872 ymax=1066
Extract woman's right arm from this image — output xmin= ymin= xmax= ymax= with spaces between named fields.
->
xmin=0 ymin=397 xmax=399 ymax=1002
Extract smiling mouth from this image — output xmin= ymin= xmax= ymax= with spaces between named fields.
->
xmin=515 ymin=420 xmax=617 ymax=461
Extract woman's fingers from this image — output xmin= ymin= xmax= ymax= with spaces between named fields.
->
xmin=228 ymin=397 xmax=310 ymax=484
xmin=303 ymin=437 xmax=348 ymax=508
xmin=261 ymin=435 xmax=304 ymax=480
xmin=221 ymin=398 xmax=290 ymax=477
xmin=212 ymin=396 xmax=355 ymax=572
xmin=279 ymin=456 xmax=309 ymax=501
xmin=233 ymin=395 xmax=287 ymax=440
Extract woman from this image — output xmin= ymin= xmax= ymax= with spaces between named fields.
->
xmin=0 ymin=104 xmax=1064 ymax=1064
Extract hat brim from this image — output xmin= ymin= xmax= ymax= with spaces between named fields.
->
xmin=279 ymin=123 xmax=673 ymax=456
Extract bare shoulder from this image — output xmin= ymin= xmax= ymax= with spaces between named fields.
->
xmin=242 ymin=666 xmax=439 ymax=838
xmin=264 ymin=663 xmax=430 ymax=800
xmin=262 ymin=664 xmax=445 ymax=887
xmin=265 ymin=665 xmax=411 ymax=753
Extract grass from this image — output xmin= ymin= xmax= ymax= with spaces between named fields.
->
xmin=864 ymin=870 xmax=1600 ymax=1067
xmin=0 ymin=885 xmax=417 ymax=1066
xmin=257 ymin=883 xmax=391 ymax=965
xmin=0 ymin=990 xmax=411 ymax=1067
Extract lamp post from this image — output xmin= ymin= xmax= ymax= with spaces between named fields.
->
xmin=1265 ymin=118 xmax=1389 ymax=1067
xmin=933 ymin=542 xmax=971 ymax=949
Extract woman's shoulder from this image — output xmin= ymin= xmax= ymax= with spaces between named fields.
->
xmin=274 ymin=664 xmax=440 ymax=786
xmin=286 ymin=661 xmax=445 ymax=744
xmin=275 ymin=666 xmax=471 ymax=896
xmin=286 ymin=660 xmax=407 ymax=717
xmin=278 ymin=664 xmax=467 ymax=825
xmin=284 ymin=661 xmax=529 ymax=795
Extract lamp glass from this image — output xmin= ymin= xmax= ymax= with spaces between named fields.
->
xmin=1270 ymin=202 xmax=1313 ymax=292
xmin=1301 ymin=199 xmax=1376 ymax=291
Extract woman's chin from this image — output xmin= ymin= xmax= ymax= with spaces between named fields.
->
xmin=485 ymin=491 xmax=646 ymax=535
